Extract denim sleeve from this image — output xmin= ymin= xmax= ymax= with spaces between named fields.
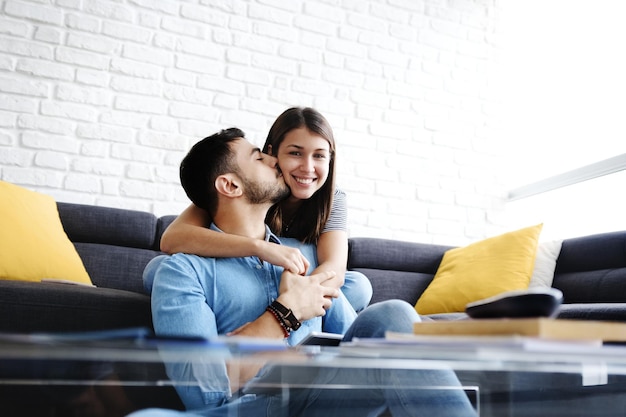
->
xmin=151 ymin=254 xmax=231 ymax=410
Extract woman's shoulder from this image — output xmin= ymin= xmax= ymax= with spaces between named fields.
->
xmin=333 ymin=188 xmax=346 ymax=199
xmin=331 ymin=188 xmax=347 ymax=210
xmin=325 ymin=188 xmax=347 ymax=231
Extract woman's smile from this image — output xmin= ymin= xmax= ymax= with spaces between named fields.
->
xmin=277 ymin=127 xmax=330 ymax=200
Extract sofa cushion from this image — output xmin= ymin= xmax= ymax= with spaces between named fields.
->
xmin=348 ymin=238 xmax=452 ymax=274
xmin=553 ymin=268 xmax=626 ymax=303
xmin=353 ymin=268 xmax=435 ymax=305
xmin=347 ymin=238 xmax=453 ymax=304
xmin=553 ymin=231 xmax=626 ymax=303
xmin=0 ymin=280 xmax=151 ymax=332
xmin=58 ymin=202 xmax=159 ymax=250
xmin=0 ymin=182 xmax=92 ymax=285
xmin=555 ymin=231 xmax=626 ymax=273
xmin=557 ymin=303 xmax=626 ymax=322
xmin=528 ymin=240 xmax=563 ymax=289
xmin=74 ymin=242 xmax=162 ymax=294
xmin=415 ymin=224 xmax=543 ymax=315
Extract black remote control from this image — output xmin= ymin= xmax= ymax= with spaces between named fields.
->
xmin=465 ymin=288 xmax=563 ymax=319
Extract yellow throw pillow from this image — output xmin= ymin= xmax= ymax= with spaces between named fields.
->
xmin=0 ymin=181 xmax=92 ymax=285
xmin=415 ymin=224 xmax=543 ymax=315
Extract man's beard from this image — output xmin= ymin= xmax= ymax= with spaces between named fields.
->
xmin=241 ymin=176 xmax=290 ymax=205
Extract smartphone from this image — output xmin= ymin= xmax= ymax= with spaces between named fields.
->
xmin=297 ymin=332 xmax=343 ymax=346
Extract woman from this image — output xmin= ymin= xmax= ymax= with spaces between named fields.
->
xmin=152 ymin=107 xmax=372 ymax=312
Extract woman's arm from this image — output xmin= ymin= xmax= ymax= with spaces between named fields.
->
xmin=311 ymin=189 xmax=349 ymax=289
xmin=311 ymin=229 xmax=348 ymax=290
xmin=160 ymin=204 xmax=310 ymax=274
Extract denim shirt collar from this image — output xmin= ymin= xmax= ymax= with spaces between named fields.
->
xmin=209 ymin=223 xmax=281 ymax=245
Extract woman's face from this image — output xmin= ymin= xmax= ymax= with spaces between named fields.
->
xmin=274 ymin=127 xmax=331 ymax=201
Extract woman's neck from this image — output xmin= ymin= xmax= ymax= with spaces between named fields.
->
xmin=280 ymin=198 xmax=302 ymax=222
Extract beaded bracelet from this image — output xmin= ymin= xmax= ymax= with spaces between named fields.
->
xmin=266 ymin=306 xmax=290 ymax=338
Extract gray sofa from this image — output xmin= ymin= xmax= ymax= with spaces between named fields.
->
xmin=2 ymin=202 xmax=626 ymax=333
xmin=348 ymin=233 xmax=626 ymax=322
xmin=2 ymin=202 xmax=626 ymax=417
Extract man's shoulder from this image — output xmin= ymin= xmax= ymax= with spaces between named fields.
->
xmin=160 ymin=252 xmax=217 ymax=271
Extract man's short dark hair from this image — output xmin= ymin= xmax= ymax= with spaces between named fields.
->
xmin=179 ymin=128 xmax=245 ymax=216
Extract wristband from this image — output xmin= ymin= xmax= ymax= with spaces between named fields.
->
xmin=269 ymin=300 xmax=302 ymax=331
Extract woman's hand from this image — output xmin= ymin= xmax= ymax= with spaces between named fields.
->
xmin=257 ymin=241 xmax=310 ymax=275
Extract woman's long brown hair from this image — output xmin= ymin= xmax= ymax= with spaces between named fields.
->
xmin=263 ymin=107 xmax=336 ymax=244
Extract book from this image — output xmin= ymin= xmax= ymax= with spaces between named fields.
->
xmin=339 ymin=334 xmax=606 ymax=358
xmin=413 ymin=318 xmax=626 ymax=342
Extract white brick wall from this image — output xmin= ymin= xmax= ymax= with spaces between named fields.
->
xmin=0 ymin=0 xmax=505 ymax=246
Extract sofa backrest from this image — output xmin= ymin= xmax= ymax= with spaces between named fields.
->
xmin=57 ymin=202 xmax=174 ymax=294
xmin=553 ymin=230 xmax=626 ymax=303
xmin=58 ymin=201 xmax=626 ymax=306
xmin=350 ymin=231 xmax=626 ymax=307
xmin=348 ymin=237 xmax=453 ymax=305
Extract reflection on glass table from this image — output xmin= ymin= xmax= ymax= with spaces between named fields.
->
xmin=4 ymin=330 xmax=626 ymax=417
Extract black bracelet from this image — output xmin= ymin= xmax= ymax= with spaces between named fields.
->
xmin=270 ymin=300 xmax=302 ymax=331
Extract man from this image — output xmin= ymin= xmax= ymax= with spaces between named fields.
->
xmin=130 ymin=128 xmax=476 ymax=417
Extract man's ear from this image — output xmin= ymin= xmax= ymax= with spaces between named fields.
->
xmin=214 ymin=174 xmax=243 ymax=198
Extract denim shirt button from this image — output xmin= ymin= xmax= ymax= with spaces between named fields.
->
xmin=256 ymin=264 xmax=262 ymax=269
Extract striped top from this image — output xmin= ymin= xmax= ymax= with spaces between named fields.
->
xmin=322 ymin=188 xmax=347 ymax=233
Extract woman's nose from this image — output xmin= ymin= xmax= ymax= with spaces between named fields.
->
xmin=300 ymin=156 xmax=315 ymax=172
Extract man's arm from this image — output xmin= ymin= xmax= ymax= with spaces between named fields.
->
xmin=151 ymin=255 xmax=218 ymax=340
xmin=151 ymin=254 xmax=339 ymax=405
xmin=150 ymin=255 xmax=230 ymax=410
xmin=226 ymin=269 xmax=339 ymax=339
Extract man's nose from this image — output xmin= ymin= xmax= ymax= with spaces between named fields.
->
xmin=265 ymin=154 xmax=279 ymax=168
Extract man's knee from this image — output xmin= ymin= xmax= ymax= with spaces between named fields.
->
xmin=345 ymin=299 xmax=420 ymax=340
xmin=366 ymin=299 xmax=420 ymax=324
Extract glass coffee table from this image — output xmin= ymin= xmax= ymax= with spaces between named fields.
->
xmin=1 ymin=330 xmax=626 ymax=417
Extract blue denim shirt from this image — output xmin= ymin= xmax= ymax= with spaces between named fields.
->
xmin=150 ymin=224 xmax=357 ymax=410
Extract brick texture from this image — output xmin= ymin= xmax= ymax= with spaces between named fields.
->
xmin=0 ymin=0 xmax=505 ymax=245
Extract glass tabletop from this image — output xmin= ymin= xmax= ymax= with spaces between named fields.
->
xmin=2 ymin=329 xmax=626 ymax=417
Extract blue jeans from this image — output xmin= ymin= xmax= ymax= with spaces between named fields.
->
xmin=143 ymin=255 xmax=373 ymax=313
xmin=342 ymin=270 xmax=372 ymax=312
xmin=127 ymin=301 xmax=476 ymax=417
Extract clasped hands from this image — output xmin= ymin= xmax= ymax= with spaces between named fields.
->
xmin=276 ymin=269 xmax=339 ymax=322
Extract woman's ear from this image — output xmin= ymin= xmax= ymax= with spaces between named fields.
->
xmin=267 ymin=144 xmax=274 ymax=156
xmin=214 ymin=174 xmax=242 ymax=198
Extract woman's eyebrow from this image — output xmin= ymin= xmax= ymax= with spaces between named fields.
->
xmin=285 ymin=144 xmax=329 ymax=152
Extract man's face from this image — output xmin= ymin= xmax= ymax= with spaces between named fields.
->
xmin=232 ymin=138 xmax=290 ymax=205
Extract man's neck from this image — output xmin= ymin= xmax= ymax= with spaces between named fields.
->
xmin=212 ymin=203 xmax=272 ymax=240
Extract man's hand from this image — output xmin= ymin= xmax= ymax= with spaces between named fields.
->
xmin=258 ymin=241 xmax=310 ymax=275
xmin=276 ymin=270 xmax=339 ymax=321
